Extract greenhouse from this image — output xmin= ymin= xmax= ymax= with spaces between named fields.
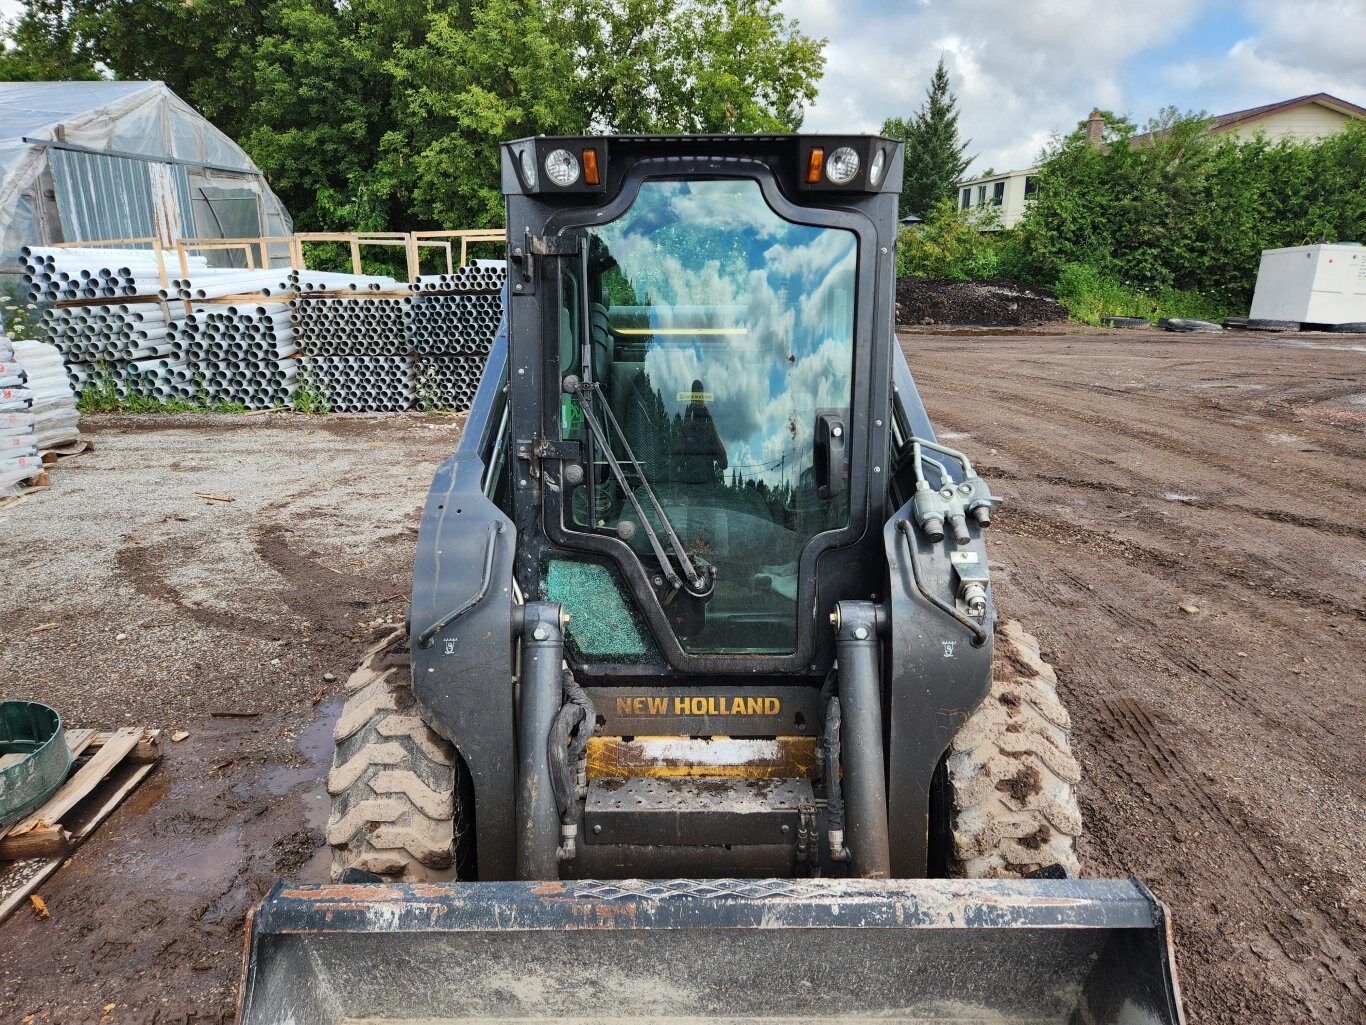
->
xmin=0 ymin=81 xmax=291 ymax=273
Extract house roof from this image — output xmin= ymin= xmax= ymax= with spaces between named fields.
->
xmin=1126 ymin=93 xmax=1365 ymax=147
xmin=1209 ymin=93 xmax=1366 ymax=132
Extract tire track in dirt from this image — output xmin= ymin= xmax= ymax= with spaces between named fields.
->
xmin=907 ymin=328 xmax=1366 ymax=1024
xmin=963 ymin=378 xmax=1366 ymax=502
xmin=1084 ymin=694 xmax=1364 ymax=1022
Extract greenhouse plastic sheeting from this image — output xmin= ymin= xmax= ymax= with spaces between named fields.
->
xmin=0 ymin=81 xmax=291 ymax=272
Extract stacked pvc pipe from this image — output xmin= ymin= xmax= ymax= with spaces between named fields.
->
xmin=305 ymin=355 xmax=415 ymax=413
xmin=12 ymin=340 xmax=80 ymax=449
xmin=44 ymin=303 xmax=192 ymax=402
xmin=405 ymin=294 xmax=500 ymax=355
xmin=293 ymin=298 xmax=407 ymax=355
xmin=1 ymin=331 xmax=45 ymax=492
xmin=291 ymin=270 xmax=401 ymax=294
xmin=412 ymin=261 xmax=507 ymax=293
xmin=21 ymin=246 xmax=211 ymax=303
xmin=168 ymin=304 xmax=298 ymax=409
xmin=416 ymin=354 xmax=486 ymax=412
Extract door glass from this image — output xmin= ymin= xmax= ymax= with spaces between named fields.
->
xmin=562 ymin=178 xmax=857 ymax=654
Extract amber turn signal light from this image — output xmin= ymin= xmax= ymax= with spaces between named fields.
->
xmin=806 ymin=147 xmax=824 ymax=184
xmin=582 ymin=148 xmax=600 ymax=186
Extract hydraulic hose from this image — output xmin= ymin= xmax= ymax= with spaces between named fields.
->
xmin=548 ymin=668 xmax=596 ymax=861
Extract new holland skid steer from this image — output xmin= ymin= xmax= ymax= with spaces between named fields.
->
xmin=239 ymin=135 xmax=1185 ymax=1024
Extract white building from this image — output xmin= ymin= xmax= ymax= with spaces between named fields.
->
xmin=955 ymin=168 xmax=1038 ymax=229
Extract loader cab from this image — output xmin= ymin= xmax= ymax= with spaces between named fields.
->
xmin=500 ymin=135 xmax=903 ymax=676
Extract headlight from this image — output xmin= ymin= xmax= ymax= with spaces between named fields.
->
xmin=869 ymin=148 xmax=887 ymax=186
xmin=825 ymin=146 xmax=861 ymax=185
xmin=544 ymin=148 xmax=581 ymax=187
xmin=519 ymin=149 xmax=537 ymax=188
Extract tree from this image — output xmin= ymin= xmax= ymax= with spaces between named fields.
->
xmin=0 ymin=0 xmax=102 ymax=81
xmin=881 ymin=58 xmax=972 ymax=219
xmin=0 ymin=0 xmax=827 ymax=233
xmin=386 ymin=0 xmax=825 ymax=229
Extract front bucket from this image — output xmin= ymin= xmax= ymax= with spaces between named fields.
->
xmin=238 ymin=877 xmax=1183 ymax=1025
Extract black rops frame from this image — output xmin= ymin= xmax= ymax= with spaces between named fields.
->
xmin=501 ymin=136 xmax=903 ymax=679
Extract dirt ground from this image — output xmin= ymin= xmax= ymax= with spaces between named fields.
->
xmin=1 ymin=327 xmax=1363 ymax=1024
xmin=907 ymin=325 xmax=1365 ymax=1024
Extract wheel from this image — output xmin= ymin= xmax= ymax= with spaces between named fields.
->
xmin=1158 ymin=317 xmax=1222 ymax=333
xmin=1100 ymin=316 xmax=1149 ymax=329
xmin=326 ymin=627 xmax=459 ymax=881
xmin=946 ymin=619 xmax=1083 ymax=878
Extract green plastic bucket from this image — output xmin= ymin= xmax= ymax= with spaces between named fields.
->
xmin=0 ymin=700 xmax=71 ymax=830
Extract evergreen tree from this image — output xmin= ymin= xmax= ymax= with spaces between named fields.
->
xmin=881 ymin=58 xmax=973 ymax=219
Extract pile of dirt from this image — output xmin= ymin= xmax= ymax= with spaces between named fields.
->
xmin=896 ymin=276 xmax=1069 ymax=327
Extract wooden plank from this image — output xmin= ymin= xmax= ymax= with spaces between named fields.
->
xmin=0 ymin=857 xmax=62 ymax=925
xmin=0 ymin=753 xmax=26 ymax=771
xmin=81 ymin=728 xmax=159 ymax=763
xmin=0 ymin=825 xmax=72 ymax=859
xmin=0 ymin=741 xmax=158 ymax=860
xmin=65 ymin=728 xmax=98 ymax=759
xmin=69 ymin=762 xmax=156 ymax=843
xmin=4 ymin=728 xmax=141 ymax=837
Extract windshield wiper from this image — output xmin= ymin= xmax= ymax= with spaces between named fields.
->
xmin=569 ymin=378 xmax=714 ymax=601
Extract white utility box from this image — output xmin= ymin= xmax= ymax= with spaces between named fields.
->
xmin=1251 ymin=243 xmax=1366 ymax=322
xmin=1249 ymin=243 xmax=1366 ymax=324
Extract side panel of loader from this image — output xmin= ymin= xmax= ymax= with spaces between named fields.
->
xmin=239 ymin=878 xmax=1184 ymax=1025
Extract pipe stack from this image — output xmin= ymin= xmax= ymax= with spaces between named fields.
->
xmin=405 ymin=294 xmax=501 ymax=355
xmin=291 ymin=271 xmax=402 ymax=294
xmin=406 ymin=264 xmax=505 ymax=411
xmin=43 ymin=303 xmax=193 ymax=402
xmin=293 ymin=298 xmax=408 ymax=355
xmin=168 ymin=304 xmax=299 ymax=409
xmin=411 ymin=261 xmax=507 ymax=293
xmin=21 ymin=246 xmax=210 ymax=303
xmin=305 ymin=355 xmax=416 ymax=413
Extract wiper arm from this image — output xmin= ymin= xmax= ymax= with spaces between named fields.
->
xmin=571 ymin=379 xmax=713 ymax=600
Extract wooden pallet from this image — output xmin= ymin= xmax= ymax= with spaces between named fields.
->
xmin=0 ymin=728 xmax=161 ymax=924
xmin=0 ymin=468 xmax=49 ymax=510
xmin=40 ymin=436 xmax=94 ymax=466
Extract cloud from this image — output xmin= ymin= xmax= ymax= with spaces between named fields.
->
xmin=1160 ymin=1 xmax=1366 ymax=110
xmin=782 ymin=0 xmax=1366 ymax=176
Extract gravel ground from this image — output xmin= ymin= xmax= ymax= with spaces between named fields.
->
xmin=1 ymin=327 xmax=1363 ymax=1023
xmin=0 ymin=411 xmax=462 ymax=1024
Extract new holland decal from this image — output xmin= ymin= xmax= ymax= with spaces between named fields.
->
xmin=615 ymin=696 xmax=782 ymax=717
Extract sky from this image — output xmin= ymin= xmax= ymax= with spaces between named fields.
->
xmin=2 ymin=0 xmax=1362 ymax=177
xmin=780 ymin=0 xmax=1366 ymax=175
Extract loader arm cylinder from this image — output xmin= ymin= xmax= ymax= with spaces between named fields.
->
xmin=834 ymin=600 xmax=892 ymax=878
xmin=516 ymin=602 xmax=564 ymax=879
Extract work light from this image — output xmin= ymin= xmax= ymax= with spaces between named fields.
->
xmin=544 ymin=149 xmax=581 ymax=187
xmin=825 ymin=146 xmax=861 ymax=184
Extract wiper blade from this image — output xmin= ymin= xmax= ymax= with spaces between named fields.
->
xmin=571 ymin=380 xmax=712 ymax=599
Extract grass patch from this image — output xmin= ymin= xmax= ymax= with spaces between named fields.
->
xmin=1053 ymin=263 xmax=1239 ymax=326
xmin=289 ymin=367 xmax=332 ymax=415
xmin=75 ymin=369 xmax=249 ymax=415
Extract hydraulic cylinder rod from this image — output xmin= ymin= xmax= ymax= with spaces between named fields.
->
xmin=833 ymin=600 xmax=892 ymax=878
xmin=515 ymin=602 xmax=564 ymax=880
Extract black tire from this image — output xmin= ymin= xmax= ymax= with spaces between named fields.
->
xmin=947 ymin=620 xmax=1082 ymax=878
xmin=1222 ymin=317 xmax=1250 ymax=330
xmin=1158 ymin=317 xmax=1222 ymax=333
xmin=326 ymin=628 xmax=458 ymax=881
xmin=1327 ymin=322 xmax=1366 ymax=334
xmin=1100 ymin=316 xmax=1149 ymax=329
xmin=1246 ymin=319 xmax=1298 ymax=332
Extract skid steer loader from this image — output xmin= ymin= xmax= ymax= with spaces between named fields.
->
xmin=239 ymin=135 xmax=1184 ymax=1025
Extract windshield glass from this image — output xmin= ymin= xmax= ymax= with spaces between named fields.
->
xmin=561 ymin=178 xmax=856 ymax=655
